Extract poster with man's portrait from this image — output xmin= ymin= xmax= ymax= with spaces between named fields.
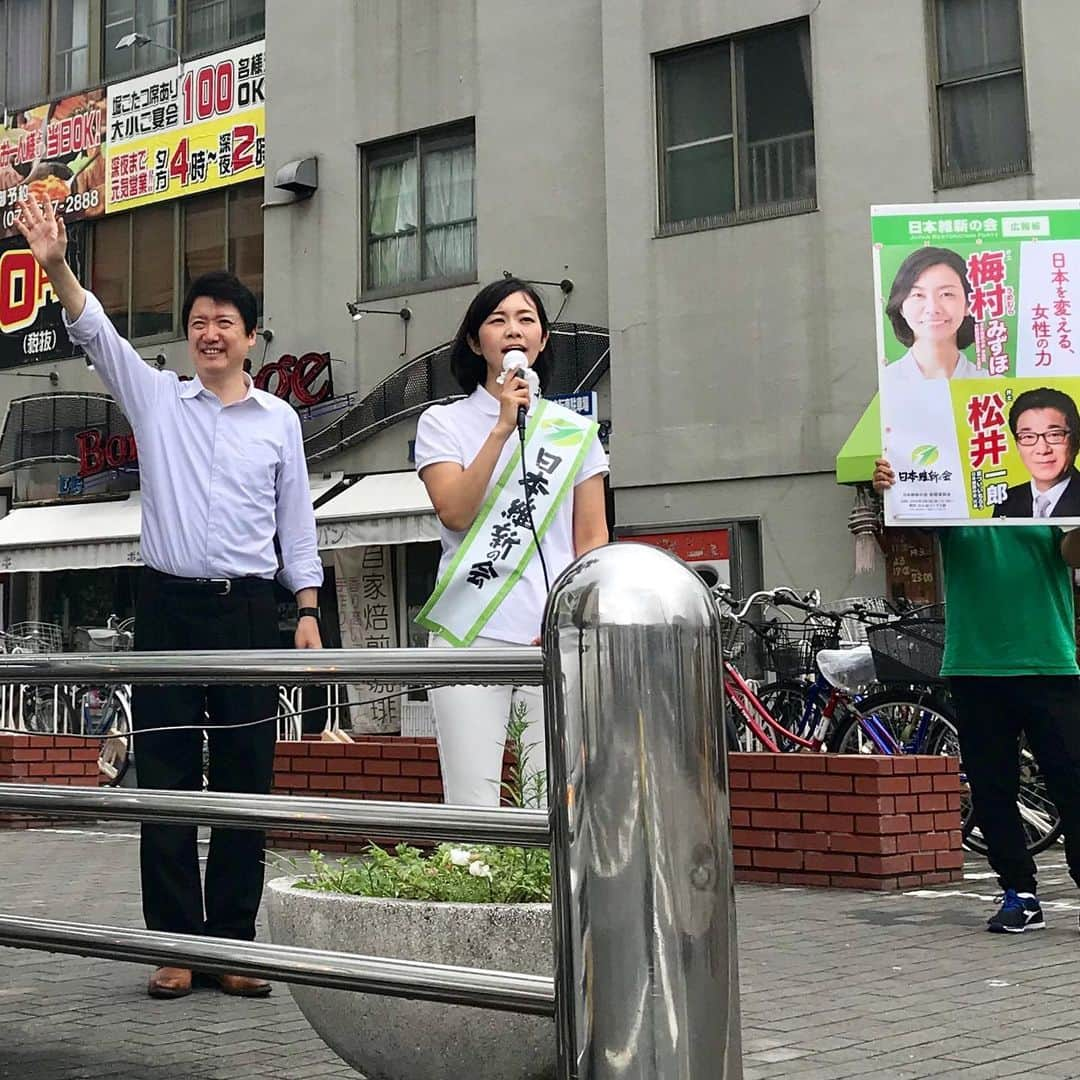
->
xmin=873 ymin=200 xmax=1080 ymax=525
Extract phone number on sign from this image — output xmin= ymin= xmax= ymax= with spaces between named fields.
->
xmin=1 ymin=188 xmax=100 ymax=229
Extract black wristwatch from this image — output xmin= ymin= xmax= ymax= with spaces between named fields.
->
xmin=297 ymin=606 xmax=321 ymax=622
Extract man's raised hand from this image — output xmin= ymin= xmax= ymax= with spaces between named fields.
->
xmin=14 ymin=196 xmax=68 ymax=272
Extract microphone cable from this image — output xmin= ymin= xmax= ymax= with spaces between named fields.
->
xmin=518 ymin=417 xmax=551 ymax=593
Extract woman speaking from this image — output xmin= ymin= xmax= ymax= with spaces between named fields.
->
xmin=414 ymin=278 xmax=609 ymax=806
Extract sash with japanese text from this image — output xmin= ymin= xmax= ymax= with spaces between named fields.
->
xmin=416 ymin=398 xmax=597 ymax=646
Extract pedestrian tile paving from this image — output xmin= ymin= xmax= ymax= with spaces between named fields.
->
xmin=4 ymin=825 xmax=1080 ymax=1077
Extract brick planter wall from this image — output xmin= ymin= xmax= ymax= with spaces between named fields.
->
xmin=0 ymin=734 xmax=103 ymax=829
xmin=729 ymin=752 xmax=965 ymax=890
xmin=269 ymin=736 xmax=513 ymax=854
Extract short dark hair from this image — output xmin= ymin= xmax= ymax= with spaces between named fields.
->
xmin=181 ymin=271 xmax=258 ymax=337
xmin=885 ymin=247 xmax=975 ymax=350
xmin=1009 ymin=386 xmax=1080 ymax=462
xmin=449 ymin=277 xmax=553 ymax=395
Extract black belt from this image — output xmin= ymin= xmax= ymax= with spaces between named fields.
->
xmin=144 ymin=566 xmax=275 ymax=597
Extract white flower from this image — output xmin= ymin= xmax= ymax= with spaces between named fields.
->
xmin=468 ymin=861 xmax=493 ymax=879
xmin=449 ymin=848 xmax=473 ymax=867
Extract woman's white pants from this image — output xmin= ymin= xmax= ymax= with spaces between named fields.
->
xmin=428 ymin=634 xmax=546 ymax=808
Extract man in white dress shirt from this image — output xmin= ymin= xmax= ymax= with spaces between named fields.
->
xmin=16 ymin=196 xmax=323 ymax=1001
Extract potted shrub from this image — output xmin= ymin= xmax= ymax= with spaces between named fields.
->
xmin=266 ymin=710 xmax=555 ymax=1080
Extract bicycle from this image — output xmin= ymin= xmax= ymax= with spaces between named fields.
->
xmin=0 ymin=622 xmax=74 ymax=735
xmin=853 ymin=607 xmax=1062 ymax=857
xmin=72 ymin=615 xmax=135 ymax=785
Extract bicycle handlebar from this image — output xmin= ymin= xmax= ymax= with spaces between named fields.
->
xmin=714 ymin=584 xmax=824 ymax=622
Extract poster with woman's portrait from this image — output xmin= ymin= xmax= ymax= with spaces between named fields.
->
xmin=873 ymin=200 xmax=1080 ymax=525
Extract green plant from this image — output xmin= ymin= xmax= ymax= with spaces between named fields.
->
xmin=291 ymin=703 xmax=551 ymax=904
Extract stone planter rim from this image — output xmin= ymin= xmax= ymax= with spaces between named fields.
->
xmin=267 ymin=875 xmax=551 ymax=913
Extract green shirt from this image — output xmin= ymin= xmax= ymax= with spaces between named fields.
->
xmin=939 ymin=526 xmax=1078 ymax=677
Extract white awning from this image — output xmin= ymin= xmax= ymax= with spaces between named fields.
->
xmin=315 ymin=471 xmax=439 ymax=549
xmin=0 ymin=473 xmax=347 ymax=574
xmin=0 ymin=493 xmax=143 ymax=572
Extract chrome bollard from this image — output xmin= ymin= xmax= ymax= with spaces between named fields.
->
xmin=545 ymin=542 xmax=742 ymax=1079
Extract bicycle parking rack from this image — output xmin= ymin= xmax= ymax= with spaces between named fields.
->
xmin=0 ymin=543 xmax=743 ymax=1079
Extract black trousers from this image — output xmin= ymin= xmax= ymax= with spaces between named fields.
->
xmin=133 ymin=568 xmax=279 ymax=942
xmin=950 ymin=675 xmax=1080 ymax=894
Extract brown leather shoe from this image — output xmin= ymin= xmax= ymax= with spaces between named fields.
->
xmin=147 ymin=966 xmax=192 ymax=999
xmin=198 ymin=972 xmax=273 ymax=997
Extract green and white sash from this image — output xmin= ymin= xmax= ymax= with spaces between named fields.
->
xmin=417 ymin=398 xmax=599 ymax=647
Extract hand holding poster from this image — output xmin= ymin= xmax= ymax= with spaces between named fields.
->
xmin=873 ymin=201 xmax=1080 ymax=525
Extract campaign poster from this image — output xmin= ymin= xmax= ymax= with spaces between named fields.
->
xmin=106 ymin=38 xmax=265 ymax=212
xmin=873 ymin=200 xmax=1080 ymax=524
xmin=0 ymin=90 xmax=107 ymax=239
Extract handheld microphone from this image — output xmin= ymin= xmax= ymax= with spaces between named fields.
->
xmin=500 ymin=348 xmax=532 ymax=432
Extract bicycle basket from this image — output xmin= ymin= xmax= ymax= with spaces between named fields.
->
xmin=764 ymin=621 xmax=841 ymax=679
xmin=866 ymin=614 xmax=945 ymax=685
xmin=73 ymin=627 xmax=133 ymax=652
xmin=6 ymin=621 xmax=63 ymax=653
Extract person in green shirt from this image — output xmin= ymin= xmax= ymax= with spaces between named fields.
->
xmin=875 ymin=457 xmax=1080 ymax=934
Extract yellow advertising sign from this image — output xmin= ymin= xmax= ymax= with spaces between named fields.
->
xmin=105 ymin=39 xmax=265 ymax=212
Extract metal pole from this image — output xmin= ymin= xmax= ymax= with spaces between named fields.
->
xmin=0 ymin=646 xmax=544 ymax=685
xmin=0 ymin=916 xmax=555 ymax=1016
xmin=544 ymin=543 xmax=743 ymax=1079
xmin=0 ymin=785 xmax=549 ymax=846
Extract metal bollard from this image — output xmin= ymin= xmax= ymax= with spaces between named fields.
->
xmin=545 ymin=542 xmax=742 ymax=1079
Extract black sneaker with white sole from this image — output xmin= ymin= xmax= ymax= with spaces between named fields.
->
xmin=987 ymin=889 xmax=1044 ymax=933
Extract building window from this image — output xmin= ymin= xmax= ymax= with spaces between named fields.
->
xmin=104 ymin=0 xmax=177 ymax=79
xmin=50 ymin=0 xmax=91 ymax=93
xmin=655 ymin=20 xmax=816 ymax=233
xmin=92 ymin=179 xmax=263 ymax=340
xmin=184 ymin=0 xmax=263 ymax=55
xmin=363 ymin=121 xmax=476 ymax=294
xmin=931 ymin=0 xmax=1029 ymax=187
xmin=2 ymin=0 xmax=48 ymax=108
xmin=182 ymin=182 xmax=263 ymax=307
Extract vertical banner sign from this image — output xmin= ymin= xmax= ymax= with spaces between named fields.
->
xmin=106 ymin=39 xmax=265 ymax=212
xmin=0 ymin=91 xmax=107 ymax=239
xmin=333 ymin=547 xmax=401 ymax=734
xmin=873 ymin=200 xmax=1080 ymax=525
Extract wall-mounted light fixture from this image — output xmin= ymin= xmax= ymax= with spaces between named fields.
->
xmin=114 ymin=32 xmax=182 ymax=75
xmin=502 ymin=271 xmax=575 ymax=295
xmin=13 ymin=370 xmax=59 ymax=385
xmin=346 ymin=302 xmax=412 ymax=357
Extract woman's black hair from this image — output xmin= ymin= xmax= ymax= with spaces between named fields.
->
xmin=885 ymin=246 xmax=975 ymax=350
xmin=1009 ymin=386 xmax=1080 ymax=464
xmin=449 ymin=277 xmax=553 ymax=395
xmin=182 ymin=271 xmax=259 ymax=336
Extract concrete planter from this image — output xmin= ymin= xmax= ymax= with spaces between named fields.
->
xmin=266 ymin=877 xmax=554 ymax=1080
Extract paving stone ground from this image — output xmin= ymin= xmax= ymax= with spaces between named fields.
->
xmin=3 ymin=824 xmax=1080 ymax=1078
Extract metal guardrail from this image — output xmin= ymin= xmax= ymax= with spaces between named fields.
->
xmin=0 ymin=917 xmax=554 ymax=1016
xmin=0 ymin=544 xmax=742 ymax=1079
xmin=0 ymin=785 xmax=548 ymax=846
xmin=0 ymin=646 xmax=544 ymax=685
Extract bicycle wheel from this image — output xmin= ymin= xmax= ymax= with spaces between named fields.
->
xmin=755 ymin=680 xmax=815 ymax=752
xmin=929 ymin=726 xmax=1062 ymax=857
xmin=831 ymin=689 xmax=956 ymax=755
xmin=21 ymin=686 xmax=73 ymax=734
